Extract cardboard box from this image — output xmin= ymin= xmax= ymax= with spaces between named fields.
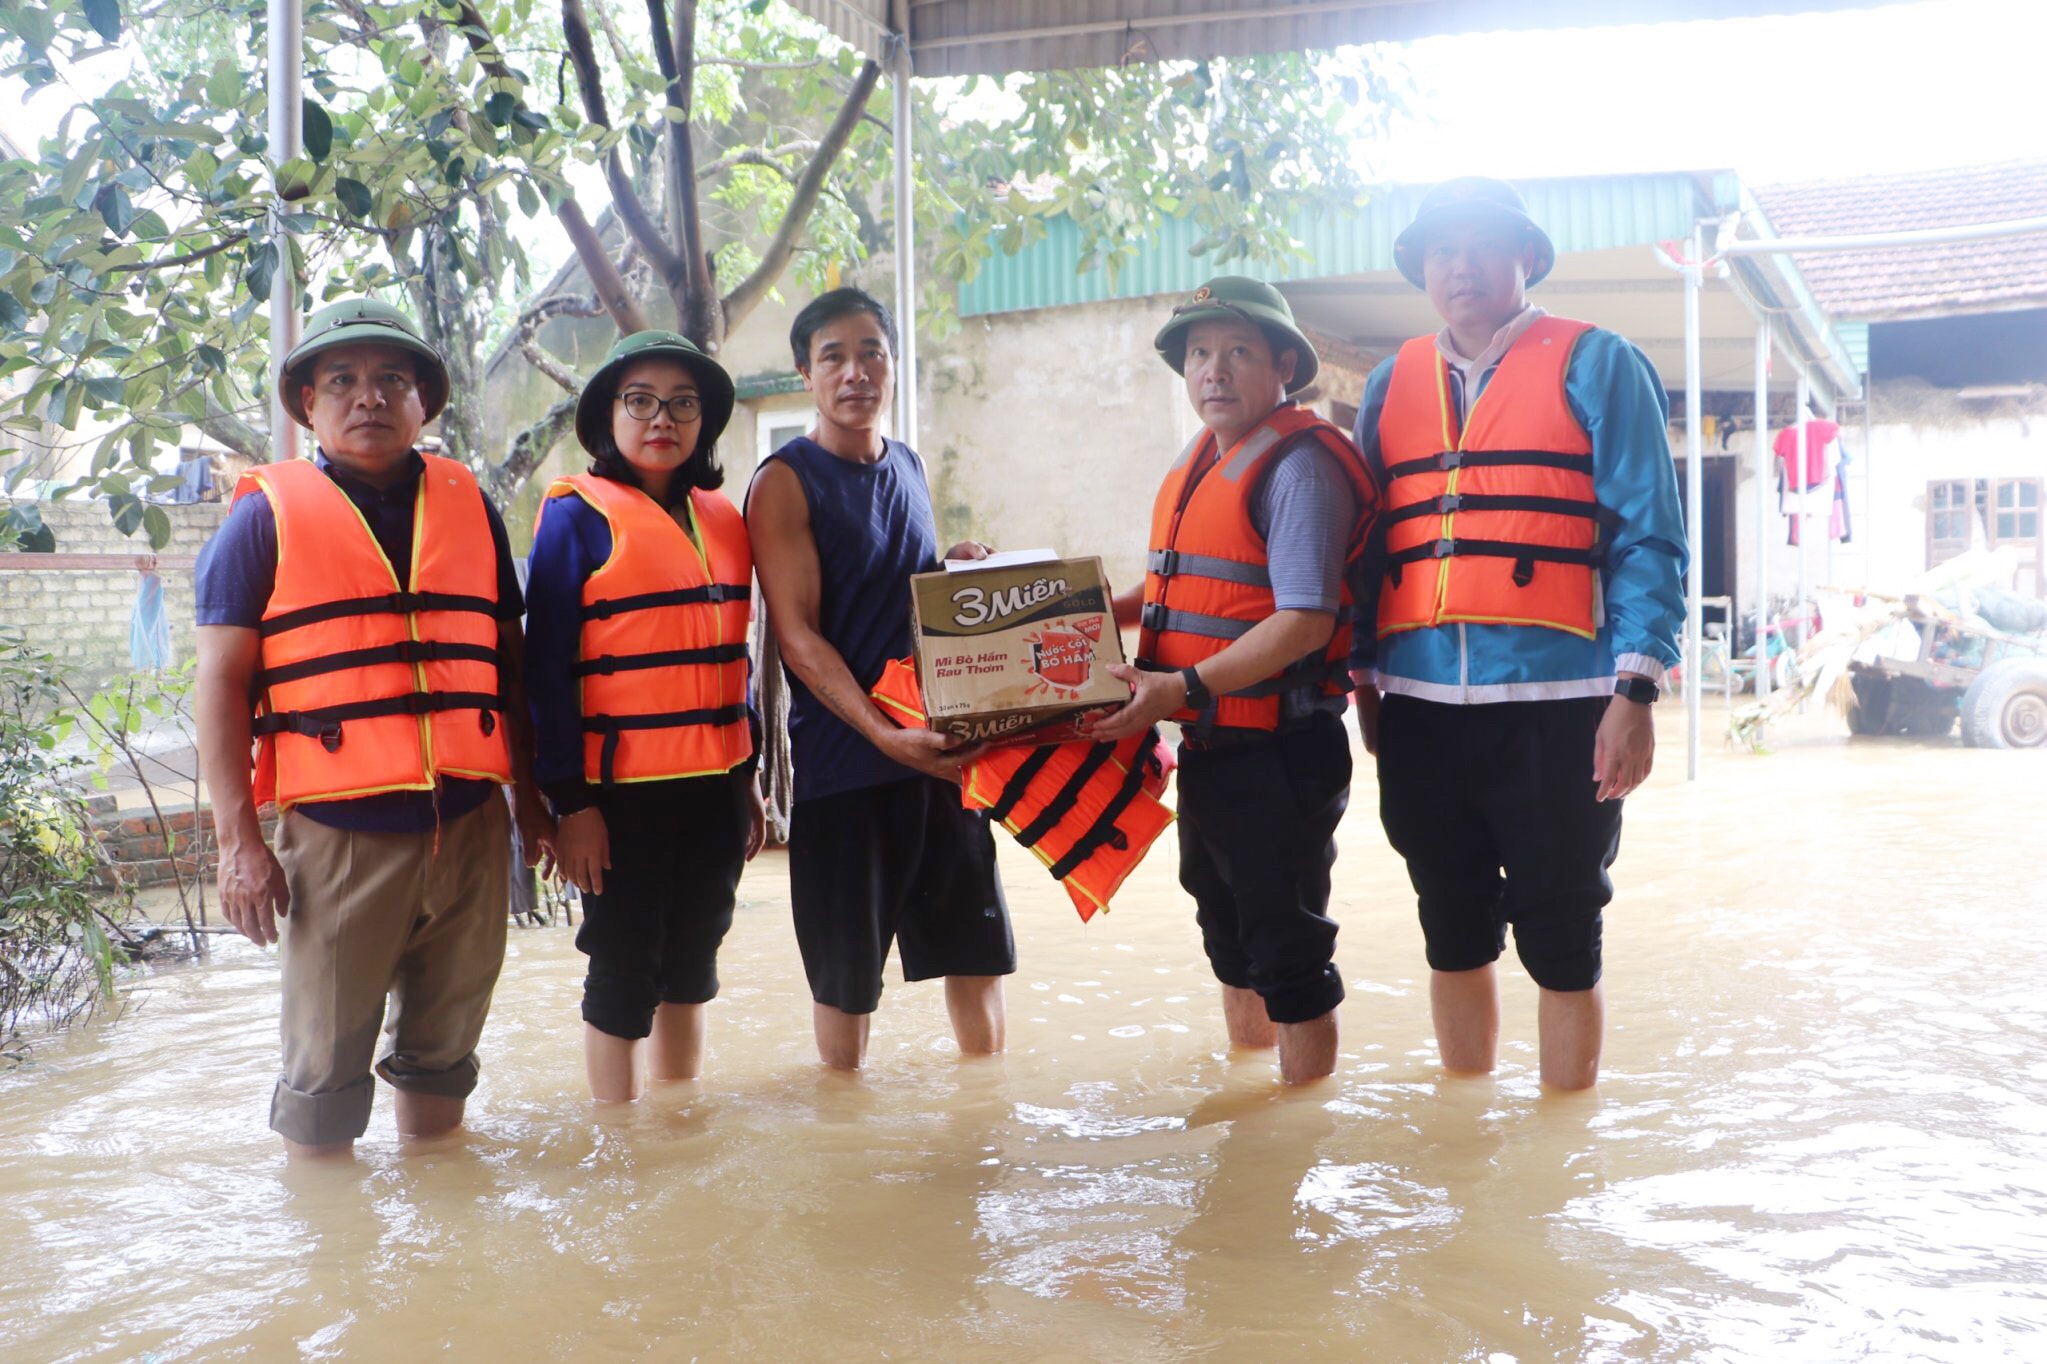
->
xmin=909 ymin=553 xmax=1131 ymax=745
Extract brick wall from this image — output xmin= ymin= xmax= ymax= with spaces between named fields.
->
xmin=1 ymin=500 xmax=225 ymax=690
xmin=83 ymin=794 xmax=272 ymax=892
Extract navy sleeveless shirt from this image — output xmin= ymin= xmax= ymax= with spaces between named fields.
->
xmin=754 ymin=436 xmax=941 ymax=802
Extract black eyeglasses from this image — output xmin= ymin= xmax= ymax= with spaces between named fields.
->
xmin=617 ymin=391 xmax=702 ymax=422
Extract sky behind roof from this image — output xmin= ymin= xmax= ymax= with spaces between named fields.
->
xmin=1367 ymin=0 xmax=2045 ymax=186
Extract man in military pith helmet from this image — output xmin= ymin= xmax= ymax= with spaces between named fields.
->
xmin=1352 ymin=177 xmax=1687 ymax=1090
xmin=195 ymin=297 xmax=551 ymax=1157
xmin=1088 ymin=275 xmax=1379 ymax=1086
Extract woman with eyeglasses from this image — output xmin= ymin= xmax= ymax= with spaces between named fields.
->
xmin=524 ymin=331 xmax=768 ymax=1102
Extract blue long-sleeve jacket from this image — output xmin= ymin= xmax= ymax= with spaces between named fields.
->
xmin=1351 ymin=323 xmax=1688 ymax=703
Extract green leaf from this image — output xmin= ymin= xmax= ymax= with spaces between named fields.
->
xmin=0 ymin=292 xmax=24 ymax=333
xmin=484 ymin=92 xmax=517 ymax=127
xmin=335 ymin=176 xmax=372 ymax=217
xmin=302 ymin=99 xmax=334 ymax=161
xmin=109 ymin=492 xmax=144 ymax=537
xmin=16 ymin=521 xmax=56 ymax=553
xmin=511 ymin=108 xmax=549 ymax=131
xmin=243 ymin=241 xmax=277 ymax=302
xmin=142 ymin=504 xmax=172 ymax=550
xmin=83 ymin=375 xmax=125 ymax=404
xmin=98 ymin=183 xmax=137 ymax=236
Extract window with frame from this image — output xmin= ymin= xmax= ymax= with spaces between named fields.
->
xmin=1926 ymin=479 xmax=1974 ymax=567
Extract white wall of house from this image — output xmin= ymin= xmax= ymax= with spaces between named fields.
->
xmin=1717 ymin=402 xmax=2047 ymax=619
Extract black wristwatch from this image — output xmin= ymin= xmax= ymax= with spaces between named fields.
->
xmin=1180 ymin=666 xmax=1213 ymax=710
xmin=1614 ymin=675 xmax=1660 ymax=705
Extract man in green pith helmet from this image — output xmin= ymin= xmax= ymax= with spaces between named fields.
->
xmin=195 ymin=297 xmax=551 ymax=1158
xmin=1087 ymin=275 xmax=1379 ymax=1085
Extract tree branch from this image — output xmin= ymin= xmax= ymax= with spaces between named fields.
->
xmin=696 ymin=141 xmax=819 ymax=183
xmin=664 ymin=0 xmax=718 ymax=346
xmin=590 ymin=0 xmax=636 ymax=69
xmin=196 ymin=394 xmax=267 ymax=462
xmin=562 ymin=0 xmax=685 ymax=283
xmin=558 ymin=197 xmax=649 ymax=333
xmin=513 ymin=292 xmax=606 ymax=395
xmin=721 ymin=59 xmax=882 ymax=336
xmin=494 ymin=395 xmax=579 ymax=492
xmin=105 ymin=230 xmax=249 ymax=275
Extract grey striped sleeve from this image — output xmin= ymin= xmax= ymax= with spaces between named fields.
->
xmin=1250 ymin=443 xmax=1357 ymax=613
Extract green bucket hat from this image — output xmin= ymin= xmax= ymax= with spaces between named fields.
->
xmin=1392 ymin=176 xmax=1556 ymax=290
xmin=575 ymin=330 xmax=736 ymax=459
xmin=278 ymin=298 xmax=450 ymax=428
xmin=1153 ymin=275 xmax=1319 ymax=394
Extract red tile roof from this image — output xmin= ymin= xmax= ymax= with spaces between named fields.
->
xmin=1755 ymin=160 xmax=2047 ymax=322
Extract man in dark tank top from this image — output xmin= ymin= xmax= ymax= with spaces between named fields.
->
xmin=746 ymin=289 xmax=1016 ymax=1070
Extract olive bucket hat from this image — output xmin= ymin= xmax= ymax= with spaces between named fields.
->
xmin=1392 ymin=176 xmax=1556 ymax=290
xmin=1153 ymin=275 xmax=1319 ymax=394
xmin=278 ymin=298 xmax=450 ymax=428
xmin=574 ymin=330 xmax=736 ymax=458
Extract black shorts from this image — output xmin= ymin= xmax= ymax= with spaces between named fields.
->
xmin=1375 ymin=693 xmax=1622 ymax=993
xmin=788 ymin=776 xmax=1015 ymax=1015
xmin=1175 ymin=712 xmax=1351 ymax=1025
xmin=574 ymin=772 xmax=750 ymax=1039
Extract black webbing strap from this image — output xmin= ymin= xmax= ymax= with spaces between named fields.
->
xmin=1013 ymin=743 xmax=1116 ymax=849
xmin=583 ymin=582 xmax=748 ymax=621
xmin=251 ymin=690 xmax=504 ymax=750
xmin=583 ymin=703 xmax=750 ymax=785
xmin=1227 ymin=652 xmax=1348 ymax=700
xmin=1044 ymin=738 xmax=1159 ymax=881
xmin=572 ymin=642 xmax=748 ymax=677
xmin=988 ymin=746 xmax=1057 ymax=825
xmin=1386 ymin=537 xmax=1600 ymax=590
xmin=256 ymin=640 xmax=500 ymax=689
xmin=1382 ymin=449 xmax=1593 ymax=482
xmin=1384 ymin=493 xmax=1601 ymax=525
xmin=259 ymin=591 xmax=497 ymax=638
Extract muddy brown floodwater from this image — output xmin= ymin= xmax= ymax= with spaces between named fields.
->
xmin=4 ymin=706 xmax=2045 ymax=1362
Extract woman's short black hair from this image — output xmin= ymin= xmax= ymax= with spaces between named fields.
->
xmin=585 ymin=427 xmax=725 ymax=503
xmin=790 ymin=288 xmax=898 ymax=371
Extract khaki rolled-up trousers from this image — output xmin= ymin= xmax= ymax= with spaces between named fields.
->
xmin=269 ymin=796 xmax=509 ymax=1146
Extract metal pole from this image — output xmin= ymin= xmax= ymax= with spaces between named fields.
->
xmin=1861 ymin=381 xmax=1876 ymax=589
xmin=1794 ymin=376 xmax=1810 ymax=653
xmin=266 ymin=0 xmax=301 ymax=462
xmin=1683 ymin=224 xmax=1704 ymax=781
xmin=1753 ymin=322 xmax=1771 ymax=703
xmin=889 ymin=10 xmax=918 ymax=451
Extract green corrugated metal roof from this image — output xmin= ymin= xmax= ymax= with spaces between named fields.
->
xmin=959 ymin=172 xmax=1714 ymax=317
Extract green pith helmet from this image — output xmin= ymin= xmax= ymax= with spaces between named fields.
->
xmin=1152 ymin=275 xmax=1320 ymax=394
xmin=1392 ymin=176 xmax=1556 ymax=290
xmin=574 ymin=330 xmax=736 ymax=457
xmin=278 ymin=298 xmax=450 ymax=429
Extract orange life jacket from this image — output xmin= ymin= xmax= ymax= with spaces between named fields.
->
xmin=1376 ymin=315 xmax=1604 ymax=640
xmin=1136 ymin=404 xmax=1375 ymax=732
xmin=239 ymin=454 xmax=510 ymax=809
xmin=870 ymin=659 xmax=1173 ymax=922
xmin=537 ymin=474 xmax=754 ymax=786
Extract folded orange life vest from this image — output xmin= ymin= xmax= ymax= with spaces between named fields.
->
xmin=870 ymin=658 xmax=1175 ymax=922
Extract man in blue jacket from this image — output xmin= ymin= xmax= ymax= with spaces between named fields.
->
xmin=1351 ymin=178 xmax=1687 ymax=1090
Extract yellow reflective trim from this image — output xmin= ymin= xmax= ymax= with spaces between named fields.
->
xmin=1436 ymin=612 xmax=1599 ymax=639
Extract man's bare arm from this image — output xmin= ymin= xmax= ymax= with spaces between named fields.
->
xmin=746 ymin=460 xmax=976 ymax=781
xmin=196 ymin=625 xmax=290 ymax=945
